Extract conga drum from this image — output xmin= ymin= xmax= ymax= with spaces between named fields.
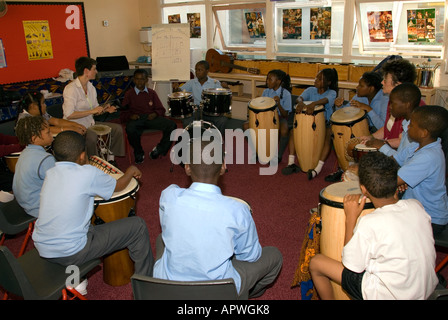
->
xmin=4 ymin=152 xmax=21 ymax=173
xmin=330 ymin=107 xmax=370 ymax=171
xmin=352 ymin=144 xmax=378 ymax=163
xmin=89 ymin=156 xmax=140 ymax=286
xmin=293 ymin=102 xmax=325 ymax=172
xmin=247 ymin=97 xmax=279 ymax=164
xmin=319 ymin=181 xmax=375 ymax=300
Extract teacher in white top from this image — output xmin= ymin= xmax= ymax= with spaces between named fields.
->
xmin=62 ymin=57 xmax=125 ymax=163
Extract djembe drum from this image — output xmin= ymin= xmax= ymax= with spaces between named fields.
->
xmin=90 ymin=124 xmax=112 ymax=161
xmin=247 ymin=97 xmax=279 ymax=164
xmin=319 ymin=181 xmax=375 ymax=300
xmin=330 ymin=107 xmax=370 ymax=171
xmin=293 ymin=102 xmax=326 ymax=172
xmin=89 ymin=156 xmax=139 ymax=286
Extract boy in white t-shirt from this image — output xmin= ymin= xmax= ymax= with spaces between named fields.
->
xmin=309 ymin=152 xmax=438 ymax=300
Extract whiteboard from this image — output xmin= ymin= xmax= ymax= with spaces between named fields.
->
xmin=151 ymin=23 xmax=191 ymax=82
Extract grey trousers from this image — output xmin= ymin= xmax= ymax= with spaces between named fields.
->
xmin=86 ymin=122 xmax=126 ymax=158
xmin=48 ymin=216 xmax=154 ymax=277
xmin=155 ymin=234 xmax=282 ymax=299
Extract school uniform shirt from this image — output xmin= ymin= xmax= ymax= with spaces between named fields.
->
xmin=32 ymin=162 xmax=116 ymax=258
xmin=394 ymin=138 xmax=448 ymax=226
xmin=180 ymin=77 xmax=222 ymax=105
xmin=262 ymin=87 xmax=292 ymax=116
xmin=342 ymin=199 xmax=438 ymax=300
xmin=299 ymin=87 xmax=337 ymax=122
xmin=62 ymin=78 xmax=98 ymax=129
xmin=349 ymin=89 xmax=389 ymax=129
xmin=120 ymin=87 xmax=166 ymax=123
xmin=153 ymin=182 xmax=262 ymax=293
xmin=12 ymin=145 xmax=56 ymax=218
xmin=379 ymin=119 xmax=417 ymax=157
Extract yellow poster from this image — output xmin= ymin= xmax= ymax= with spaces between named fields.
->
xmin=23 ymin=20 xmax=54 ymax=60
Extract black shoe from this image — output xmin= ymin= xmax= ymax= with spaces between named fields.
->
xmin=325 ymin=169 xmax=343 ymax=182
xmin=135 ymin=154 xmax=144 ymax=164
xmin=307 ymin=169 xmax=317 ymax=180
xmin=281 ymin=164 xmax=301 ymax=175
xmin=149 ymin=147 xmax=161 ymax=160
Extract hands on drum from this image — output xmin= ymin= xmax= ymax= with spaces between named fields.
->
xmin=343 ymin=193 xmax=367 ymax=220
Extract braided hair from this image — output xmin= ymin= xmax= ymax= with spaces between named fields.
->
xmin=320 ymin=68 xmax=339 ymax=93
xmin=17 ymin=91 xmax=44 ymax=118
xmin=267 ymin=69 xmax=292 ymax=101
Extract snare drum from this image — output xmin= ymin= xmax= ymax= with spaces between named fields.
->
xmin=247 ymin=97 xmax=279 ymax=164
xmin=4 ymin=152 xmax=21 ymax=173
xmin=353 ymin=144 xmax=378 ymax=163
xmin=89 ymin=156 xmax=140 ymax=286
xmin=90 ymin=124 xmax=112 ymax=161
xmin=293 ymin=102 xmax=326 ymax=172
xmin=330 ymin=107 xmax=370 ymax=171
xmin=168 ymin=92 xmax=194 ymax=119
xmin=201 ymin=88 xmax=232 ymax=116
xmin=170 ymin=120 xmax=223 ymax=168
xmin=319 ymin=181 xmax=374 ymax=300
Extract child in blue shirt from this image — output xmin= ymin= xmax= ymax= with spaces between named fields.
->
xmin=13 ymin=116 xmax=55 ymax=217
xmin=282 ymin=68 xmax=338 ymax=179
xmin=394 ymin=105 xmax=448 ymax=235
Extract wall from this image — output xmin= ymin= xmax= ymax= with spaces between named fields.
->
xmin=17 ymin=0 xmax=160 ymax=62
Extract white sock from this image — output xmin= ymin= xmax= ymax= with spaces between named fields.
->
xmin=311 ymin=160 xmax=325 ymax=178
xmin=288 ymin=155 xmax=295 ymax=166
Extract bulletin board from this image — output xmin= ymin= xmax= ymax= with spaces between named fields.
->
xmin=0 ymin=2 xmax=89 ymax=84
xmin=151 ymin=23 xmax=190 ymax=82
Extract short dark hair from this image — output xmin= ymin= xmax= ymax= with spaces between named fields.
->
xmin=412 ymin=105 xmax=448 ymax=139
xmin=358 ymin=152 xmax=399 ymax=199
xmin=361 ymin=71 xmax=383 ymax=91
xmin=133 ymin=68 xmax=149 ymax=78
xmin=75 ymin=57 xmax=97 ymax=77
xmin=52 ymin=131 xmax=86 ymax=162
xmin=15 ymin=116 xmax=49 ymax=146
xmin=381 ymin=59 xmax=417 ymax=84
xmin=390 ymin=82 xmax=422 ymax=110
xmin=196 ymin=60 xmax=210 ymax=70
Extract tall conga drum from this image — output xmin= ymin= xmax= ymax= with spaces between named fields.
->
xmin=293 ymin=102 xmax=325 ymax=172
xmin=4 ymin=152 xmax=21 ymax=173
xmin=330 ymin=107 xmax=370 ymax=171
xmin=319 ymin=181 xmax=375 ymax=300
xmin=89 ymin=156 xmax=140 ymax=286
xmin=247 ymin=97 xmax=279 ymax=164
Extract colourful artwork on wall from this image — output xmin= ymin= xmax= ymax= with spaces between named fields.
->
xmin=367 ymin=11 xmax=393 ymax=42
xmin=245 ymin=11 xmax=266 ymax=39
xmin=310 ymin=7 xmax=331 ymax=39
xmin=282 ymin=9 xmax=302 ymax=39
xmin=407 ymin=9 xmax=435 ymax=43
xmin=187 ymin=13 xmax=201 ymax=38
xmin=23 ymin=20 xmax=54 ymax=60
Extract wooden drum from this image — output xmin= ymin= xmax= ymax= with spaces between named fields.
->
xmin=293 ymin=102 xmax=325 ymax=172
xmin=330 ymin=107 xmax=370 ymax=171
xmin=89 ymin=156 xmax=140 ymax=286
xmin=247 ymin=97 xmax=279 ymax=164
xmin=4 ymin=152 xmax=21 ymax=173
xmin=319 ymin=181 xmax=375 ymax=300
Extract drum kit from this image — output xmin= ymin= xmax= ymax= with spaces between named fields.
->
xmin=167 ymin=87 xmax=232 ymax=120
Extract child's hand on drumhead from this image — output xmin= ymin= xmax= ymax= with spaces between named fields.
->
xmin=126 ymin=166 xmax=142 ymax=179
xmin=343 ymin=194 xmax=366 ymax=219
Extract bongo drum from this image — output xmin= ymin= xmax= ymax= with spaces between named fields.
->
xmin=353 ymin=144 xmax=378 ymax=163
xmin=319 ymin=181 xmax=375 ymax=300
xmin=90 ymin=124 xmax=112 ymax=161
xmin=330 ymin=107 xmax=370 ymax=171
xmin=168 ymin=92 xmax=194 ymax=119
xmin=202 ymin=88 xmax=232 ymax=116
xmin=247 ymin=97 xmax=279 ymax=164
xmin=293 ymin=102 xmax=325 ymax=172
xmin=4 ymin=152 xmax=21 ymax=173
xmin=89 ymin=156 xmax=140 ymax=286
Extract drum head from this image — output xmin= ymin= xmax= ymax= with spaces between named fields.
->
xmin=248 ymin=97 xmax=276 ymax=111
xmin=95 ymin=177 xmax=139 ymax=204
xmin=320 ymin=181 xmax=373 ymax=208
xmin=168 ymin=92 xmax=192 ymax=100
xmin=330 ymin=106 xmax=365 ymax=124
xmin=354 ymin=144 xmax=377 ymax=152
xmin=203 ymin=88 xmax=231 ymax=95
xmin=90 ymin=124 xmax=112 ymax=135
xmin=298 ymin=101 xmax=324 ymax=114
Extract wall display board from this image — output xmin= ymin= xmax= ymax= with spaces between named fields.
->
xmin=0 ymin=2 xmax=89 ymax=84
xmin=151 ymin=23 xmax=190 ymax=82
